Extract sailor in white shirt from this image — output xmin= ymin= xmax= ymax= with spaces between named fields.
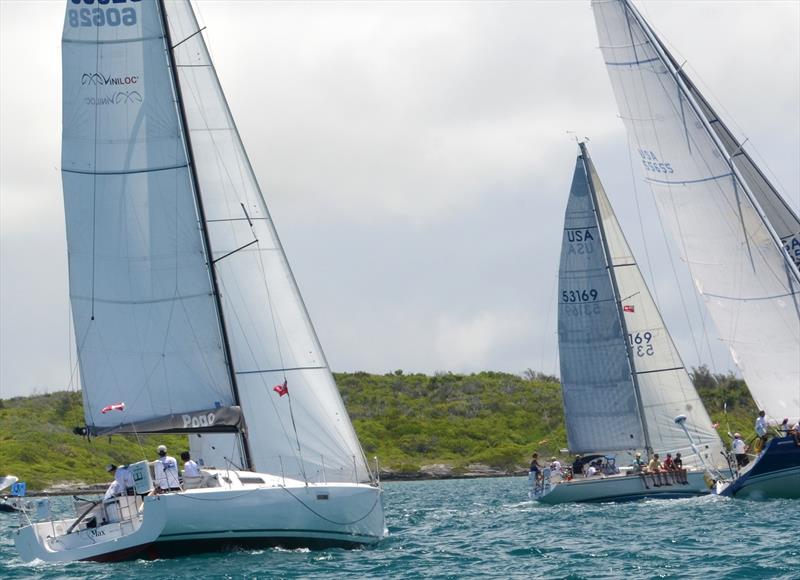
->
xmin=755 ymin=411 xmax=768 ymax=439
xmin=181 ymin=451 xmax=201 ymax=478
xmin=103 ymin=464 xmax=134 ymax=500
xmin=154 ymin=445 xmax=180 ymax=491
xmin=732 ymin=433 xmax=748 ymax=468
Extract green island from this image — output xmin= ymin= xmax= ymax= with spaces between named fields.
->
xmin=0 ymin=366 xmax=757 ymax=491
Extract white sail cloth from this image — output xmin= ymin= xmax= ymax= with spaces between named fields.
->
xmin=165 ymin=0 xmax=370 ymax=482
xmin=62 ymin=0 xmax=235 ymax=430
xmin=586 ymin=154 xmax=724 ymax=466
xmin=592 ymin=0 xmax=800 ymax=420
xmin=62 ymin=0 xmax=371 ymax=483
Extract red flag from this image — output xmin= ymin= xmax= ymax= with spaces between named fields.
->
xmin=623 ymin=305 xmax=635 ymax=313
xmin=273 ymin=380 xmax=288 ymax=397
xmin=101 ymin=402 xmax=125 ymax=414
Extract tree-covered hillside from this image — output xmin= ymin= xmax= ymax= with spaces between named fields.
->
xmin=0 ymin=368 xmax=759 ymax=490
xmin=0 ymin=391 xmax=186 ymax=491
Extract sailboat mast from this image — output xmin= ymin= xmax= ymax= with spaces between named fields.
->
xmin=157 ymin=0 xmax=253 ymax=470
xmin=622 ymin=0 xmax=800 ymax=283
xmin=579 ymin=142 xmax=652 ymax=455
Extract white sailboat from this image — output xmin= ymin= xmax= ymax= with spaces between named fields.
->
xmin=15 ymin=0 xmax=385 ymax=562
xmin=532 ymin=142 xmax=726 ymax=504
xmin=592 ymin=0 xmax=800 ymax=499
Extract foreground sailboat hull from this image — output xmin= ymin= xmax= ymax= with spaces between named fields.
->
xmin=718 ymin=436 xmax=800 ymax=500
xmin=15 ymin=473 xmax=385 ymax=563
xmin=532 ymin=470 xmax=711 ymax=504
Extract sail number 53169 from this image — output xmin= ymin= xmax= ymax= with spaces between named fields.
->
xmin=628 ymin=331 xmax=654 ymax=357
xmin=561 ymin=289 xmax=598 ymax=303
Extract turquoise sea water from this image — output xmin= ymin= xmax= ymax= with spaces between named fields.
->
xmin=1 ymin=477 xmax=798 ymax=579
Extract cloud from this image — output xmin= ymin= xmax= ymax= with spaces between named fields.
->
xmin=0 ymin=1 xmax=797 ymax=399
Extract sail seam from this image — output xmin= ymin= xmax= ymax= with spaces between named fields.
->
xmin=236 ymin=366 xmax=328 ymax=375
xmin=634 ymin=366 xmax=683 ymax=375
xmin=71 ymin=292 xmax=210 ymax=305
xmin=645 ymin=172 xmax=732 ymax=186
xmin=63 ymin=163 xmax=189 ymax=176
xmin=206 ymin=217 xmax=270 ymax=223
xmin=604 ymin=56 xmax=659 ymax=67
xmin=63 ymin=35 xmax=163 ymax=46
xmin=703 ymin=290 xmax=798 ymax=302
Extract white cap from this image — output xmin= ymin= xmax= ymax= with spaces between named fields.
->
xmin=157 ymin=445 xmax=167 ymax=453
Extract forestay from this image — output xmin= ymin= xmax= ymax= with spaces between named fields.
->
xmin=62 ymin=0 xmax=236 ymax=432
xmin=164 ymin=0 xmax=371 ymax=483
xmin=592 ymin=0 xmax=800 ymax=419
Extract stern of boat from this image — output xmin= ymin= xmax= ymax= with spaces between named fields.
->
xmin=14 ymin=496 xmax=166 ymax=563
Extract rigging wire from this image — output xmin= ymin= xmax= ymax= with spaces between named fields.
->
xmin=538 ymin=272 xmax=558 ymax=378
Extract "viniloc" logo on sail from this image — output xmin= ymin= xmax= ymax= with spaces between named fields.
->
xmin=81 ymin=72 xmax=139 ymax=86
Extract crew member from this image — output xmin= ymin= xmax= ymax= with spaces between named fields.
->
xmin=154 ymin=445 xmax=180 ymax=492
xmin=732 ymin=433 xmax=748 ymax=468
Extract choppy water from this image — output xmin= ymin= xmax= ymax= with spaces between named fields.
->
xmin=2 ymin=477 xmax=798 ymax=579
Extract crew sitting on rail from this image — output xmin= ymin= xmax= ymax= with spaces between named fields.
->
xmin=631 ymin=452 xmax=645 ymax=474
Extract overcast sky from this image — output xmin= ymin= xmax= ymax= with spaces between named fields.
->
xmin=1 ymin=1 xmax=798 ymax=399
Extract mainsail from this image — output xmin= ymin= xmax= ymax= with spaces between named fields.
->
xmin=558 ymin=152 xmax=646 ymax=453
xmin=62 ymin=0 xmax=371 ymax=483
xmin=559 ymin=144 xmax=724 ymax=466
xmin=592 ymin=0 xmax=800 ymax=419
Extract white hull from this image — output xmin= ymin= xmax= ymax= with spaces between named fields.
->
xmin=15 ymin=470 xmax=385 ymax=562
xmin=531 ymin=470 xmax=711 ymax=504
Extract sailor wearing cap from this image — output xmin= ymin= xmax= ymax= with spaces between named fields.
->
xmin=103 ymin=463 xmax=134 ymax=500
xmin=153 ymin=445 xmax=180 ymax=492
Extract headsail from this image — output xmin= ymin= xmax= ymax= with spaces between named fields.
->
xmin=163 ymin=0 xmax=371 ymax=483
xmin=583 ymin=146 xmax=725 ymax=466
xmin=592 ymin=0 xmax=800 ymax=419
xmin=62 ymin=0 xmax=236 ymax=432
